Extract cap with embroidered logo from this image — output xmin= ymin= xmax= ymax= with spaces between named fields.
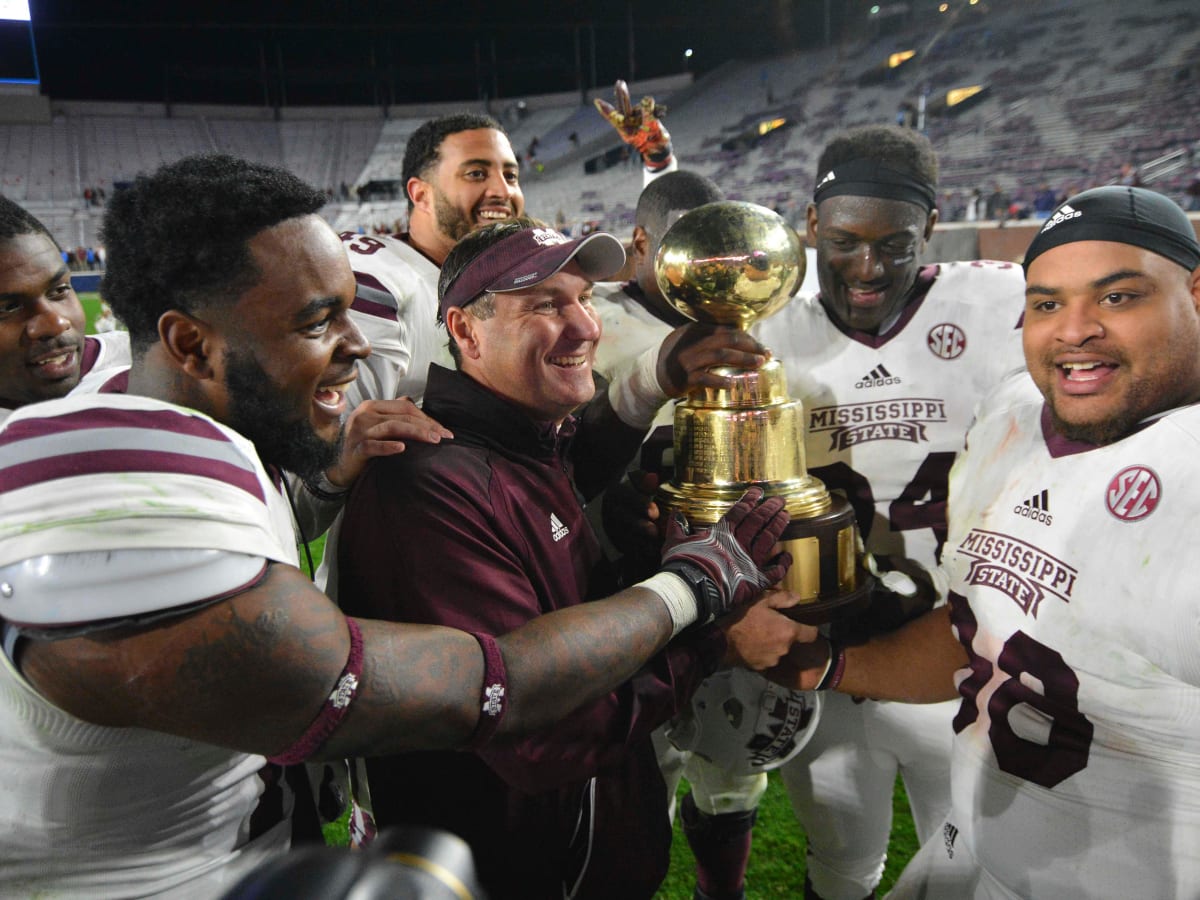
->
xmin=1023 ymin=186 xmax=1200 ymax=274
xmin=438 ymin=226 xmax=626 ymax=320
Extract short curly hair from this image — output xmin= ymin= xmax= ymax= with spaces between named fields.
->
xmin=100 ymin=154 xmax=327 ymax=350
xmin=635 ymin=170 xmax=724 ymax=246
xmin=0 ymin=195 xmax=58 ymax=248
xmin=815 ymin=125 xmax=939 ymax=189
xmin=401 ymin=113 xmax=507 ymax=212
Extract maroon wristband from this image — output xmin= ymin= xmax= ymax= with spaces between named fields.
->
xmin=464 ymin=631 xmax=508 ymax=750
xmin=268 ymin=617 xmax=364 ymax=765
xmin=816 ymin=642 xmax=847 ymax=692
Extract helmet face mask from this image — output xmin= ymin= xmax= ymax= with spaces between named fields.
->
xmin=665 ymin=669 xmax=823 ymax=776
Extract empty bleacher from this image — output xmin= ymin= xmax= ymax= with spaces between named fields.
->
xmin=3 ymin=0 xmax=1197 ymax=248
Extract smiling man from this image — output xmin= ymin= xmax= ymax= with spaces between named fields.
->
xmin=314 ymin=113 xmax=673 ymax=597
xmin=311 ymin=115 xmax=527 ymax=599
xmin=753 ymin=125 xmax=1027 ymax=900
xmin=0 ymin=157 xmax=795 ymax=896
xmin=340 ymin=115 xmax=523 ymax=408
xmin=1022 ymin=210 xmax=1200 ymax=446
xmin=770 ymin=185 xmax=1200 ymax=899
xmin=336 ymin=218 xmax=804 ymax=899
xmin=0 ymin=196 xmax=129 ymax=422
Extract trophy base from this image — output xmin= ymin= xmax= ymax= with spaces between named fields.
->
xmin=777 ymin=496 xmax=873 ymax=625
xmin=657 ymin=485 xmax=873 ymax=625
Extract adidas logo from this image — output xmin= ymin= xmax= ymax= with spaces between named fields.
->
xmin=1013 ymin=488 xmax=1053 ymax=525
xmin=854 ymin=364 xmax=901 ymax=389
xmin=1041 ymin=204 xmax=1081 ymax=232
xmin=943 ymin=822 xmax=959 ymax=859
xmin=550 ymin=512 xmax=570 ymax=542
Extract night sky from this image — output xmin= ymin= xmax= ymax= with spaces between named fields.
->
xmin=20 ymin=0 xmax=846 ymax=107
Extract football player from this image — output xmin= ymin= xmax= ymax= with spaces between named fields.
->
xmin=0 ymin=195 xmax=129 ymax=422
xmin=772 ymin=185 xmax=1200 ymax=899
xmin=762 ymin=124 xmax=1026 ymax=900
xmin=0 ymin=154 xmax=792 ymax=896
xmin=592 ymin=123 xmax=1025 ymax=900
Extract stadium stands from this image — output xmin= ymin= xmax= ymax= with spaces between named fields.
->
xmin=2 ymin=0 xmax=1197 ymax=249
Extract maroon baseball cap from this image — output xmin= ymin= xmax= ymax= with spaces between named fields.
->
xmin=439 ymin=225 xmax=626 ymax=319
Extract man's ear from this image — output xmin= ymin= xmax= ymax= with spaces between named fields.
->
xmin=1189 ymin=265 xmax=1200 ymax=316
xmin=923 ymin=208 xmax=939 ymax=242
xmin=158 ymin=310 xmax=217 ymax=380
xmin=445 ymin=307 xmax=482 ymax=361
xmin=408 ymin=176 xmax=432 ymax=214
xmin=805 ymin=203 xmax=819 ymax=245
xmin=631 ymin=226 xmax=649 ymax=264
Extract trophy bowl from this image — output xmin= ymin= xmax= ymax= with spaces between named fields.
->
xmin=653 ymin=200 xmax=871 ymax=624
xmin=654 ymin=200 xmax=804 ymax=330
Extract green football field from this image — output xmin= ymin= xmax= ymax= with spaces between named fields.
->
xmin=656 ymin=772 xmax=918 ymax=898
xmin=78 ymin=290 xmax=920 ymax=895
xmin=79 ymin=292 xmax=104 ymax=333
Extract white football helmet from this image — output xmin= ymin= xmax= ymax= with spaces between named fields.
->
xmin=665 ymin=668 xmax=822 ymax=776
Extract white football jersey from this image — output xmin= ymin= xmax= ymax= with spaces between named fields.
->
xmin=591 ymin=281 xmax=673 ymax=389
xmin=74 ymin=331 xmax=132 ymax=394
xmin=925 ymin=372 xmax=1200 ymax=898
xmin=0 ymin=392 xmax=299 ymax=896
xmin=338 ymin=231 xmax=453 ymax=406
xmin=754 ymin=261 xmax=1026 ymax=571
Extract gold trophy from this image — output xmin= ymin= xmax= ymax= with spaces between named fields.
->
xmin=654 ymin=200 xmax=870 ymax=623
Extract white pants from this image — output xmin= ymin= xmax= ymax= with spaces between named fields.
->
xmin=780 ymin=694 xmax=955 ymax=900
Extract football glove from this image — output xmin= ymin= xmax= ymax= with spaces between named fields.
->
xmin=660 ymin=487 xmax=791 ymax=624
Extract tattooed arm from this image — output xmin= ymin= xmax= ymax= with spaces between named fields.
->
xmin=18 ymin=560 xmax=677 ymax=758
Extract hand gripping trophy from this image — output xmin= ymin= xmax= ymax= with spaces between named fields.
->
xmin=654 ymin=200 xmax=872 ymax=624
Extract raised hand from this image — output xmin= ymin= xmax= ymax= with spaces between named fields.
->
xmin=593 ymin=79 xmax=674 ymax=170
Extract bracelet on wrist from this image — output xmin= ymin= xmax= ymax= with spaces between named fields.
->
xmin=816 ymin=640 xmax=846 ymax=691
xmin=304 ymin=469 xmax=349 ymax=502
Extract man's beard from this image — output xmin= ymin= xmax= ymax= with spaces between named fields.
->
xmin=1046 ymin=406 xmax=1134 ymax=446
xmin=1044 ymin=375 xmax=1165 ymax=447
xmin=223 ymin=347 xmax=342 ymax=481
xmin=433 ymin=189 xmax=474 ymax=243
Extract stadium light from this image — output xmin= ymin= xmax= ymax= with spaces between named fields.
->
xmin=0 ymin=0 xmax=39 ymax=86
xmin=683 ymin=47 xmax=693 ymax=73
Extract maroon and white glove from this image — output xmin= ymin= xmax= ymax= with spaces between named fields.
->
xmin=593 ymin=79 xmax=674 ymax=171
xmin=659 ymin=487 xmax=791 ymax=625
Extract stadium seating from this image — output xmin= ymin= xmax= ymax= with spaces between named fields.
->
xmin=3 ymin=0 xmax=1197 ymax=247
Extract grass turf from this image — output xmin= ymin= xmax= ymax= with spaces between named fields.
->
xmin=654 ymin=773 xmax=918 ymax=898
xmin=79 ymin=292 xmax=104 ymax=333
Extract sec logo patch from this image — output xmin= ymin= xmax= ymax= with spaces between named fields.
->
xmin=927 ymin=323 xmax=966 ymax=360
xmin=1106 ymin=465 xmax=1160 ymax=521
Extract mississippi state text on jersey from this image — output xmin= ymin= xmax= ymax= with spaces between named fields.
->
xmin=754 ymin=260 xmax=1025 ymax=572
xmin=931 ymin=371 xmax=1200 ymax=898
